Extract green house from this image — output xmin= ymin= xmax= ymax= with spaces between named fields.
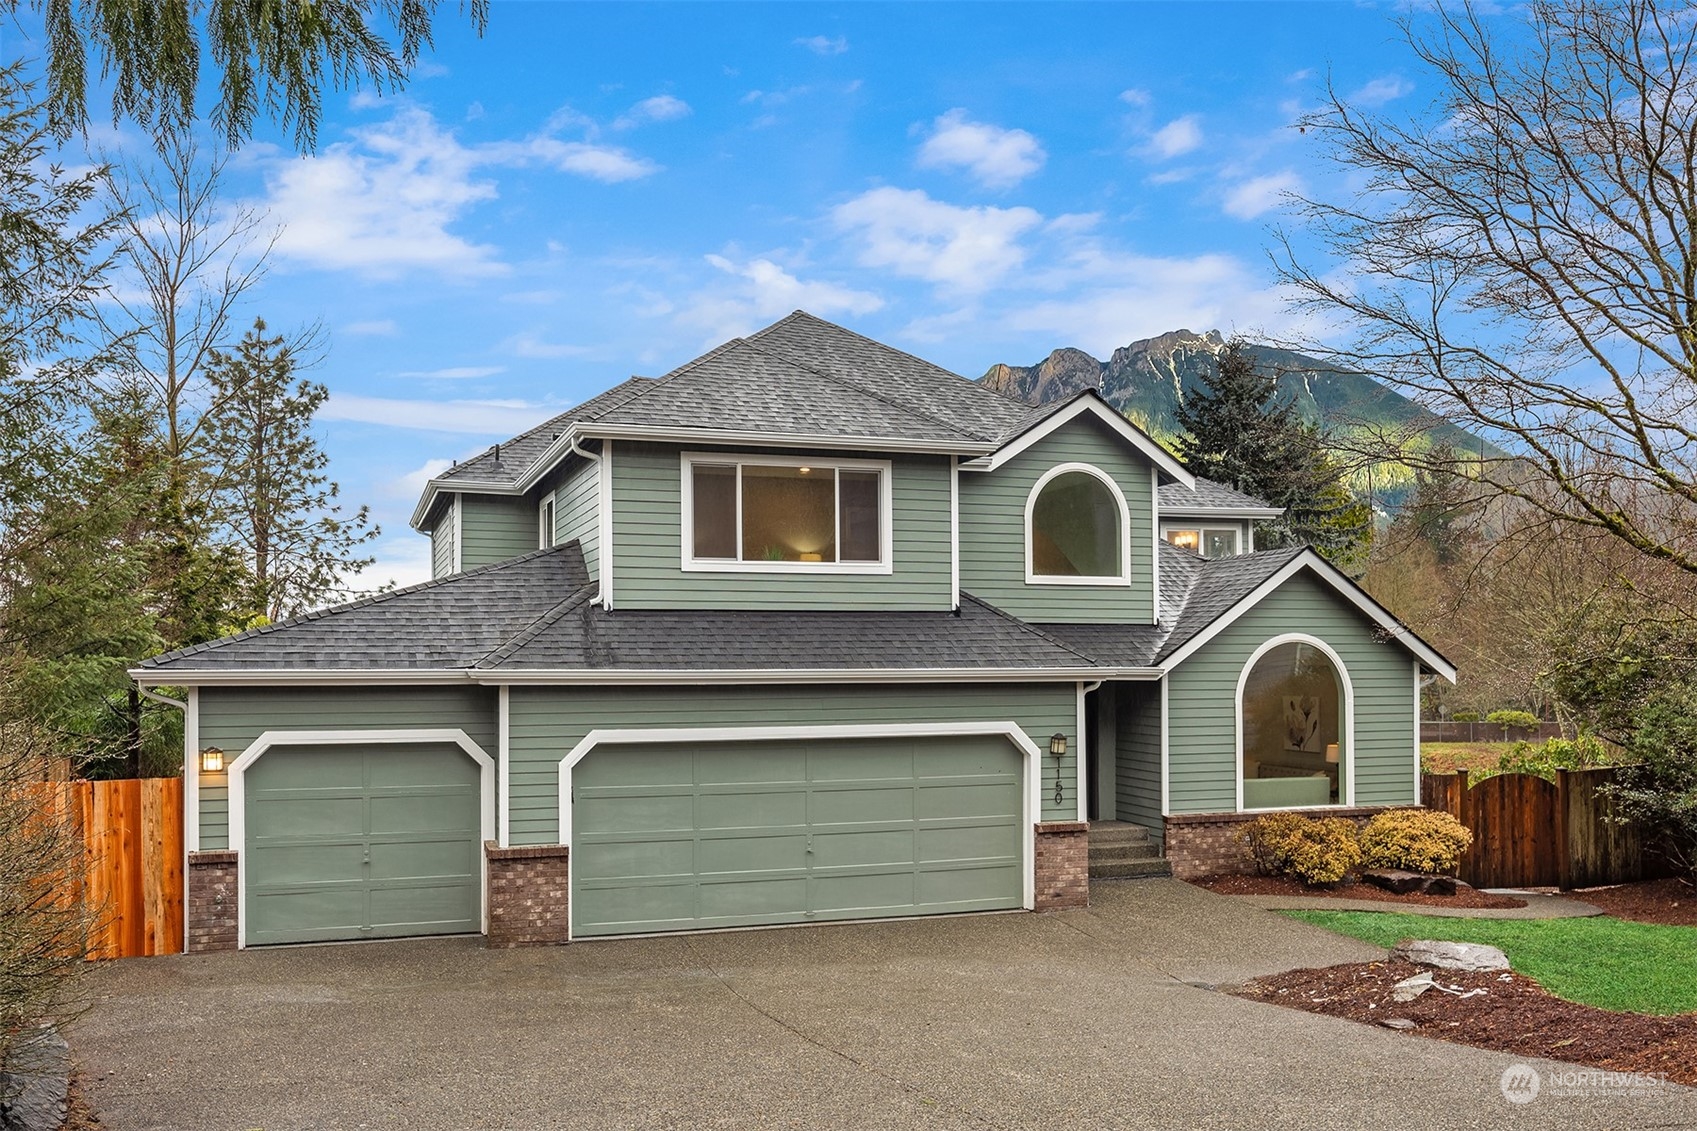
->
xmin=134 ymin=313 xmax=1453 ymax=950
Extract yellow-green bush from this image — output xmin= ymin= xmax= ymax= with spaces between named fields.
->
xmin=1238 ymin=812 xmax=1363 ymax=885
xmin=1359 ymin=809 xmax=1473 ymax=874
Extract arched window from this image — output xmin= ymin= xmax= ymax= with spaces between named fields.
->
xmin=1239 ymin=637 xmax=1350 ymax=810
xmin=1026 ymin=465 xmax=1128 ymax=583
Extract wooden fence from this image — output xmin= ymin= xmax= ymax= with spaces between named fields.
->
xmin=32 ymin=778 xmax=184 ymax=959
xmin=1421 ymin=767 xmax=1643 ymax=889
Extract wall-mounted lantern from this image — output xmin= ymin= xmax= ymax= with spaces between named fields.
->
xmin=1049 ymin=733 xmax=1067 ymax=807
xmin=200 ymin=747 xmax=225 ymax=773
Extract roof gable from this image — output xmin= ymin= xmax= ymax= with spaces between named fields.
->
xmin=964 ymin=392 xmax=1196 ymax=487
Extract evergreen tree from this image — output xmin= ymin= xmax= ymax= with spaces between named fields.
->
xmin=1393 ymin=444 xmax=1479 ymax=567
xmin=201 ymin=320 xmax=377 ymax=622
xmin=1175 ymin=339 xmax=1372 ymax=572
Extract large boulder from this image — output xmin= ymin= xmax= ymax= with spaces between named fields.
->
xmin=0 ymin=1027 xmax=69 ymax=1131
xmin=1391 ymin=939 xmax=1511 ymax=972
xmin=1361 ymin=869 xmax=1426 ymax=894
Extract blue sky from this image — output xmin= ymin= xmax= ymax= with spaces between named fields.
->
xmin=15 ymin=2 xmax=1478 ymax=590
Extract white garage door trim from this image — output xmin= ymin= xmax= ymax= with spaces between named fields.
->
xmin=228 ymin=728 xmax=496 ymax=949
xmin=557 ymin=721 xmax=1042 ymax=941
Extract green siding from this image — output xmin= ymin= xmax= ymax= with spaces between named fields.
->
xmin=553 ymin=455 xmax=600 ymax=579
xmin=610 ymin=442 xmax=953 ymax=611
xmin=572 ymin=735 xmax=1023 ymax=936
xmin=195 ymin=686 xmax=497 ymax=850
xmin=430 ymin=504 xmax=456 ymax=578
xmin=959 ymin=417 xmax=1155 ymax=623
xmin=244 ymin=742 xmax=481 ymax=945
xmin=1166 ymin=570 xmax=1419 ymax=814
xmin=460 ymin=493 xmax=537 ymax=568
xmin=507 ymin=682 xmax=1080 ymax=845
xmin=1114 ymin=680 xmax=1163 ymax=842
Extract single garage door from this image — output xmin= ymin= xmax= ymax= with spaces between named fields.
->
xmin=245 ymin=743 xmax=482 ymax=945
xmin=571 ymin=734 xmax=1025 ymax=937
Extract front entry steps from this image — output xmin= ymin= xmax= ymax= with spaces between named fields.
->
xmin=1088 ymin=821 xmax=1172 ymax=880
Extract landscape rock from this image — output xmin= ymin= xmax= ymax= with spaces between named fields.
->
xmin=0 ymin=1027 xmax=69 ymax=1131
xmin=1391 ymin=939 xmax=1511 ymax=973
xmin=1362 ymin=869 xmax=1427 ymax=895
xmin=1424 ymin=875 xmax=1461 ymax=896
xmin=1391 ymin=971 xmax=1435 ymax=1002
xmin=1379 ymin=1018 xmax=1418 ymax=1031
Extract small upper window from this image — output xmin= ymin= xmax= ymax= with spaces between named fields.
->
xmin=685 ymin=456 xmax=888 ymax=571
xmin=1165 ymin=527 xmax=1240 ymax=559
xmin=1028 ymin=467 xmax=1126 ymax=582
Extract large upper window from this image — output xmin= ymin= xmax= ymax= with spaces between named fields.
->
xmin=683 ymin=455 xmax=889 ymax=572
xmin=1026 ymin=465 xmax=1128 ymax=584
xmin=1240 ymin=639 xmax=1347 ymax=810
xmin=1165 ymin=527 xmax=1241 ymax=559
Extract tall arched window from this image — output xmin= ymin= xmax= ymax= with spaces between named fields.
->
xmin=1239 ymin=638 xmax=1350 ymax=809
xmin=1026 ymin=464 xmax=1128 ymax=583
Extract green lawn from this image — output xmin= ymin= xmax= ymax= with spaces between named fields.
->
xmin=1285 ymin=911 xmax=1697 ymax=1016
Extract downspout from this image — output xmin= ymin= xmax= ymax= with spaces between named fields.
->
xmin=1077 ymin=679 xmax=1105 ymax=822
xmin=567 ymin=436 xmax=605 ymax=607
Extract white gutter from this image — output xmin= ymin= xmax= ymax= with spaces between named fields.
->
xmin=132 ymin=665 xmax=1167 ymax=687
xmin=567 ymin=436 xmax=606 ymax=609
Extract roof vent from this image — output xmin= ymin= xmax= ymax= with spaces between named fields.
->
xmin=492 ymin=442 xmax=501 ymax=463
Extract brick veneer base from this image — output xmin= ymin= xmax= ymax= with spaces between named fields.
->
xmin=485 ymin=842 xmax=571 ymax=947
xmin=1163 ymin=808 xmax=1404 ymax=880
xmin=1033 ymin=822 xmax=1089 ymax=910
xmin=186 ymin=850 xmax=239 ymax=953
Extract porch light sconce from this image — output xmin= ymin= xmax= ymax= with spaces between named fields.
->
xmin=1050 ymin=733 xmax=1067 ymax=807
xmin=200 ymin=747 xmax=224 ymax=774
xmin=1325 ymin=743 xmax=1340 ymax=765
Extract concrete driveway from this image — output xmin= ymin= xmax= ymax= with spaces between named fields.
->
xmin=75 ymin=880 xmax=1695 ymax=1130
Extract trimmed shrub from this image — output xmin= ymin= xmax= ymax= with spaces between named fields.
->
xmin=1450 ymin=710 xmax=1480 ymax=722
xmin=1238 ymin=812 xmax=1362 ymax=885
xmin=1486 ymin=709 xmax=1539 ymax=734
xmin=1359 ymin=809 xmax=1473 ymax=874
xmin=1238 ymin=811 xmax=1312 ymax=875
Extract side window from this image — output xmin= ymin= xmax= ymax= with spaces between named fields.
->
xmin=540 ymin=497 xmax=555 ymax=548
xmin=1026 ymin=466 xmax=1128 ymax=584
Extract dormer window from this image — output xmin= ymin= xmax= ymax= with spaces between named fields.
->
xmin=1025 ymin=463 xmax=1130 ymax=586
xmin=1166 ymin=527 xmax=1240 ymax=559
xmin=682 ymin=453 xmax=891 ymax=573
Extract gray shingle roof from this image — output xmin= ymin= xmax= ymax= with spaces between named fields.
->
xmin=138 ymin=546 xmax=591 ymax=672
xmin=477 ymin=592 xmax=1101 ymax=672
xmin=587 ymin=337 xmax=983 ymax=443
xmin=1159 ymin=477 xmax=1281 ymax=513
xmin=436 ymin=377 xmax=656 ymax=488
xmin=1034 ymin=543 xmax=1307 ymax=667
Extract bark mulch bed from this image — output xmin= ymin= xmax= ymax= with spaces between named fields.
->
xmin=1568 ymin=877 xmax=1696 ymax=926
xmin=1238 ymin=960 xmax=1697 ymax=1087
xmin=1194 ymin=873 xmax=1529 ymax=910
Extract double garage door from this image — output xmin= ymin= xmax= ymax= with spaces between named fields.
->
xmin=571 ymin=734 xmax=1027 ymax=938
xmin=242 ymin=733 xmax=1026 ymax=945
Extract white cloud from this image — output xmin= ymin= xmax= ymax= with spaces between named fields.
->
xmin=396 ymin=457 xmax=455 ymax=497
xmin=396 ymin=365 xmax=506 ymax=380
xmin=506 ymin=332 xmax=593 ymax=359
xmin=366 ymin=534 xmax=436 ymax=593
xmin=832 ymin=187 xmax=1043 ymax=292
xmin=343 ymin=319 xmax=398 ymax=336
xmin=262 ymin=106 xmax=505 ymax=278
xmin=1222 ymin=171 xmax=1304 ymax=219
xmin=321 ymin=393 xmax=555 ymax=434
xmin=1148 ymin=115 xmax=1203 ymax=159
xmin=1119 ymin=88 xmax=1152 ymax=107
xmin=614 ymin=95 xmax=692 ymax=130
xmin=916 ymin=109 xmax=1046 ymax=189
xmin=1350 ymin=76 xmax=1414 ymax=106
xmin=503 ymin=137 xmax=660 ymax=182
xmin=796 ymin=34 xmax=849 ymax=55
xmin=679 ymin=254 xmax=883 ymax=340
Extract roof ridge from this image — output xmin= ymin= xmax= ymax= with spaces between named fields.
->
xmin=573 ymin=373 xmax=663 ymax=423
xmin=737 ymin=336 xmax=984 ymax=442
xmin=474 ymin=582 xmax=598 ymax=668
xmin=957 ymin=592 xmax=1106 ymax=666
xmin=756 ymin=311 xmax=1037 ymax=412
xmin=138 ymin=544 xmax=578 ymax=668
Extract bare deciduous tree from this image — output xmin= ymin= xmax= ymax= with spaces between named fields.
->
xmin=1280 ymin=0 xmax=1697 ymax=574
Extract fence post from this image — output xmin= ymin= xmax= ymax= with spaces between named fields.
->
xmin=1555 ymin=768 xmax=1571 ymax=890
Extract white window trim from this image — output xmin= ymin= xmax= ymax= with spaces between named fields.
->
xmin=1023 ymin=462 xmax=1132 ymax=587
xmin=451 ymin=492 xmax=463 ymax=574
xmin=225 ymin=728 xmax=496 ymax=949
xmin=556 ymin=721 xmax=1042 ymax=942
xmin=538 ymin=495 xmax=556 ymax=549
xmin=679 ymin=451 xmax=894 ymax=575
xmin=1234 ymin=633 xmax=1355 ymax=813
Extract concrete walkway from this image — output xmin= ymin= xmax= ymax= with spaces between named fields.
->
xmin=74 ymin=879 xmax=1693 ymax=1130
xmin=1222 ymin=891 xmax=1605 ymax=919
